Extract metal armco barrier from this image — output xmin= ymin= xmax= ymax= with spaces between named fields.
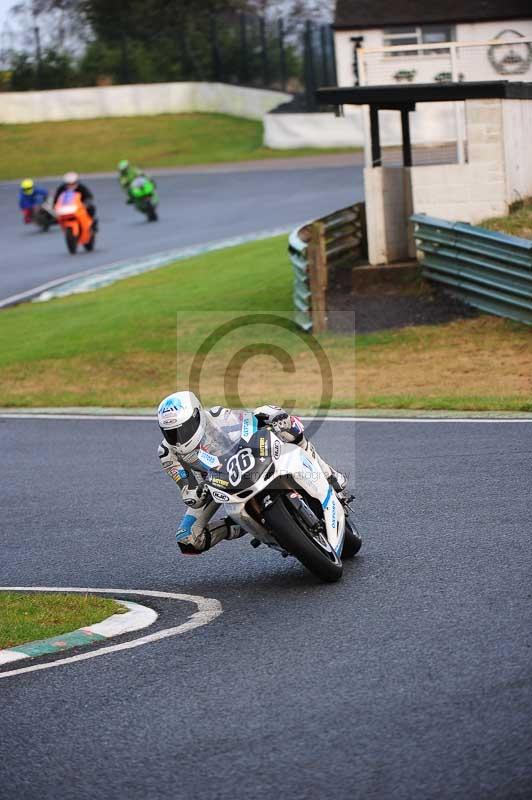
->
xmin=289 ymin=203 xmax=366 ymax=332
xmin=411 ymin=214 xmax=532 ymax=325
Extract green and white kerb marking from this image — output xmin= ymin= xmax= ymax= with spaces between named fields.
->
xmin=0 ymin=599 xmax=157 ymax=665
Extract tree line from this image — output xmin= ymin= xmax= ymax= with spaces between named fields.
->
xmin=1 ymin=0 xmax=334 ymax=92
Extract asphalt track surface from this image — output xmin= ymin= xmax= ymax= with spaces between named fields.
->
xmin=1 ymin=416 xmax=531 ymax=800
xmin=0 ymin=163 xmax=363 ymax=302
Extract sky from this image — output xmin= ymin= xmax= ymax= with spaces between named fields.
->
xmin=0 ymin=0 xmax=14 ymax=40
xmin=0 ymin=0 xmax=12 ymax=28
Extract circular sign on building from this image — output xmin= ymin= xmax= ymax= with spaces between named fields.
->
xmin=488 ymin=30 xmax=532 ymax=76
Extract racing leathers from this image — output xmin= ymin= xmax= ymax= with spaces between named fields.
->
xmin=19 ymin=185 xmax=48 ymax=223
xmin=158 ymin=404 xmax=346 ymax=555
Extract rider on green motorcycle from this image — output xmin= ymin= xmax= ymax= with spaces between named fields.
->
xmin=117 ymin=160 xmax=158 ymax=220
xmin=117 ymin=159 xmax=152 ymax=199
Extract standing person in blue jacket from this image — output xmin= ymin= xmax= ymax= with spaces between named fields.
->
xmin=19 ymin=178 xmax=48 ymax=224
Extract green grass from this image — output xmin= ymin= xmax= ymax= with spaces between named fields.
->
xmin=0 ymin=234 xmax=530 ymax=410
xmin=481 ymin=199 xmax=532 ymax=240
xmin=0 ymin=113 xmax=358 ymax=179
xmin=0 ymin=592 xmax=125 ymax=649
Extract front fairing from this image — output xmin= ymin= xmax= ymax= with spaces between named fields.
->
xmin=203 ymin=429 xmax=275 ymax=503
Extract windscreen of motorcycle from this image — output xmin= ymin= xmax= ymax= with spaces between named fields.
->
xmin=195 ymin=408 xmax=245 ymax=464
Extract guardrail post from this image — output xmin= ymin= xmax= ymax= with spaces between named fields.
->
xmin=308 ymin=221 xmax=327 ymax=333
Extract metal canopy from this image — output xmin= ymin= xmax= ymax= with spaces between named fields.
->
xmin=316 ymin=81 xmax=532 ymax=107
xmin=316 ymin=81 xmax=532 ymax=169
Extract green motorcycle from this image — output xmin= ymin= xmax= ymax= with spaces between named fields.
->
xmin=129 ymin=175 xmax=159 ymax=222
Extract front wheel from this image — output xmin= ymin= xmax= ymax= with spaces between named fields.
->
xmin=263 ymin=494 xmax=343 ymax=583
xmin=342 ymin=518 xmax=362 ymax=559
xmin=65 ymin=227 xmax=78 ymax=254
xmin=83 ymin=233 xmax=95 ymax=252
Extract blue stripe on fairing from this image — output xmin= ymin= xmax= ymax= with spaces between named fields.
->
xmin=322 ymin=486 xmax=332 ymax=509
xmin=176 ymin=514 xmax=196 ymax=542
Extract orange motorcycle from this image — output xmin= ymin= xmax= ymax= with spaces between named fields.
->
xmin=54 ymin=190 xmax=96 ymax=254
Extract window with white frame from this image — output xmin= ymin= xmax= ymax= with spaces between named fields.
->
xmin=383 ymin=25 xmax=454 ymax=55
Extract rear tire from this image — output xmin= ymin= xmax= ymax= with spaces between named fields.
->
xmin=65 ymin=228 xmax=77 ymax=254
xmin=342 ymin=518 xmax=362 ymax=559
xmin=263 ymin=495 xmax=343 ymax=583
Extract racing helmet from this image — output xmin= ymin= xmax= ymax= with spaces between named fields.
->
xmin=21 ymin=178 xmax=34 ymax=195
xmin=63 ymin=171 xmax=79 ymax=187
xmin=118 ymin=159 xmax=129 ymax=174
xmin=158 ymin=391 xmax=206 ymax=454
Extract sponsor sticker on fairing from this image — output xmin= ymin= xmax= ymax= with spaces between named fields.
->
xmin=211 ymin=489 xmax=231 ymax=503
xmin=273 ymin=440 xmax=281 ymax=459
xmin=211 ymin=476 xmax=230 ymax=487
xmin=331 ymin=499 xmax=337 ymax=530
xmin=198 ymin=449 xmax=220 ymax=469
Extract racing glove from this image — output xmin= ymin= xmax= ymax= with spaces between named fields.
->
xmin=181 ymin=482 xmax=210 ymax=509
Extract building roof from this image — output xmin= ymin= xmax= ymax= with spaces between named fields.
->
xmin=334 ymin=0 xmax=532 ymax=30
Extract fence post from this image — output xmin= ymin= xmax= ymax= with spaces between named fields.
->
xmin=308 ymin=222 xmax=328 ymax=333
xmin=210 ymin=15 xmax=222 ymax=82
xmin=278 ymin=18 xmax=287 ymax=91
xmin=239 ymin=13 xmax=248 ymax=84
xmin=259 ymin=16 xmax=269 ymax=87
xmin=320 ymin=25 xmax=329 ymax=86
xmin=303 ymin=20 xmax=317 ymax=112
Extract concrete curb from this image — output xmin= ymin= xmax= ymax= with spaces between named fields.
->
xmin=0 ymin=599 xmax=158 ymax=665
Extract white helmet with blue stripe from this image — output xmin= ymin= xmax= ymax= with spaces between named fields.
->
xmin=157 ymin=391 xmax=206 ymax=454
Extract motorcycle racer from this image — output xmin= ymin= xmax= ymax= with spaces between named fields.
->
xmin=118 ymin=159 xmax=155 ymax=203
xmin=157 ymin=391 xmax=348 ymax=555
xmin=18 ymin=179 xmax=48 ymax=223
xmin=53 ymin=172 xmax=98 ymax=230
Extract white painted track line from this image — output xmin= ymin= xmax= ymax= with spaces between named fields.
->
xmin=0 ymin=587 xmax=222 ymax=679
xmin=0 ymin=413 xmax=531 ymax=423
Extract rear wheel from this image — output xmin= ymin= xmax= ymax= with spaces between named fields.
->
xmin=263 ymin=494 xmax=343 ymax=583
xmin=342 ymin=518 xmax=362 ymax=559
xmin=65 ymin=228 xmax=78 ymax=254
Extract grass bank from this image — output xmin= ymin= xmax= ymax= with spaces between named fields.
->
xmin=0 ymin=113 xmax=356 ymax=179
xmin=0 ymin=592 xmax=125 ymax=649
xmin=0 ymin=235 xmax=530 ymax=410
xmin=482 ymin=199 xmax=532 ymax=240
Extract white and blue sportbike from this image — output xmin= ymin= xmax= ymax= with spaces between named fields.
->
xmin=198 ymin=425 xmax=361 ymax=582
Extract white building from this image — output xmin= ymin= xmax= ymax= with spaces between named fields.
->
xmin=334 ymin=0 xmax=532 ymax=87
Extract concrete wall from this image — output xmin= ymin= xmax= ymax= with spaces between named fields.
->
xmin=410 ymin=98 xmax=508 ymax=223
xmin=264 ymin=112 xmax=364 ymax=149
xmin=264 ymin=105 xmax=458 ymax=150
xmin=0 ymin=82 xmax=291 ymax=124
xmin=502 ymin=99 xmax=532 ymax=205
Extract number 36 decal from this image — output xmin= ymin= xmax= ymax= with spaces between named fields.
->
xmin=227 ymin=449 xmax=255 ymax=486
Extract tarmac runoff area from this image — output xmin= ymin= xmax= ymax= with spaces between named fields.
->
xmin=0 ymin=588 xmax=222 ymax=679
